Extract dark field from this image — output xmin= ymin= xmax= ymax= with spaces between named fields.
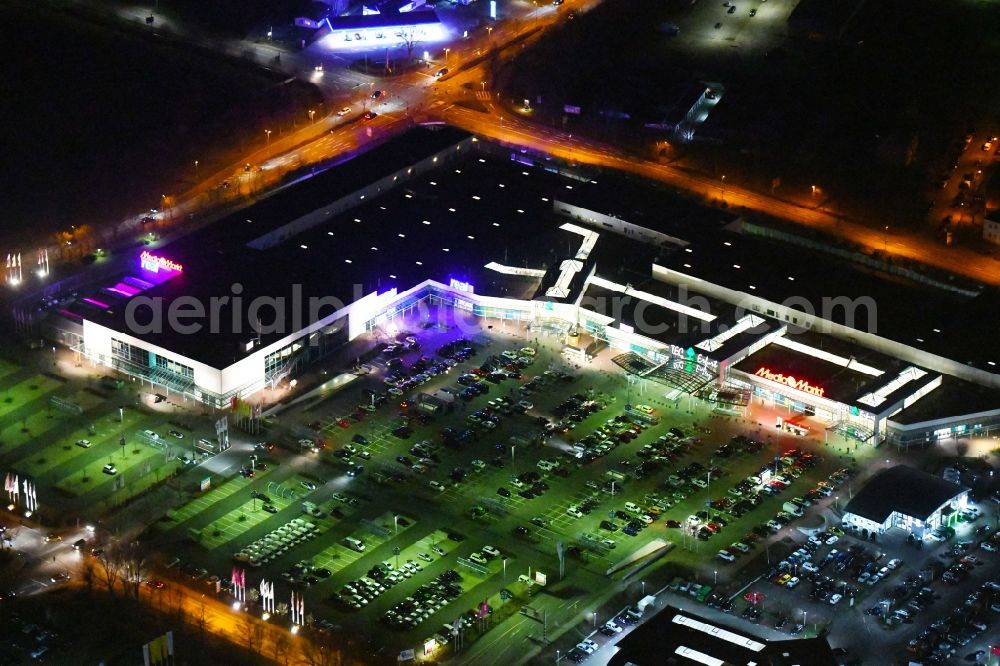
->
xmin=497 ymin=0 xmax=1000 ymax=225
xmin=0 ymin=2 xmax=321 ymax=249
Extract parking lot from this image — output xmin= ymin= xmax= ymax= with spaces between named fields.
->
xmin=140 ymin=299 xmax=935 ymax=664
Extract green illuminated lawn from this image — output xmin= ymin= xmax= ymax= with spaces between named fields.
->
xmin=165 ymin=473 xmax=267 ymax=526
xmin=0 ymin=374 xmax=63 ymax=419
xmin=198 ymin=492 xmax=298 ymax=550
xmin=55 ymin=444 xmax=166 ymax=497
xmin=0 ymin=409 xmax=65 ymax=451
xmin=13 ymin=409 xmax=146 ymax=478
xmin=310 ymin=511 xmax=416 ymax=575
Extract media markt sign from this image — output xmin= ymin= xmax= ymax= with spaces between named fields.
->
xmin=754 ymin=367 xmax=825 ymax=398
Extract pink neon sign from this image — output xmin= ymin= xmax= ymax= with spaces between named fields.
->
xmin=140 ymin=251 xmax=183 ymax=274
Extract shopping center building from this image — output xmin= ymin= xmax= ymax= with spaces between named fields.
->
xmin=36 ymin=126 xmax=1000 ymax=448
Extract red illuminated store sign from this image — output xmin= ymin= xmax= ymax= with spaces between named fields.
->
xmin=754 ymin=367 xmax=825 ymax=397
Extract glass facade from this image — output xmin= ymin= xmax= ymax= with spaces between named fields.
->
xmin=111 ymin=338 xmax=150 ymax=367
xmin=155 ymin=354 xmax=193 ymax=379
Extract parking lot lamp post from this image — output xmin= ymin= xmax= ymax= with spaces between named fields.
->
xmin=120 ymin=436 xmax=126 ymax=460
xmin=592 ymin=612 xmax=597 ymax=627
xmin=641 ymin=581 xmax=645 ymax=596
xmin=803 ymin=610 xmax=807 ymax=627
xmin=503 ymin=557 xmax=507 ymax=581
xmin=556 ymin=650 xmax=560 ymax=663
xmin=511 ymin=445 xmax=516 ymax=471
xmin=714 ymin=570 xmax=717 ymax=585
xmin=394 ymin=546 xmax=400 ymax=570
xmin=393 ymin=514 xmax=399 ymax=535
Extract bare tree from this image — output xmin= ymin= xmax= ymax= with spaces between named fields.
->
xmin=239 ymin=613 xmax=265 ymax=656
xmin=81 ymin=557 xmax=97 ymax=595
xmin=97 ymin=551 xmax=124 ymax=599
xmin=398 ymin=27 xmax=419 ymax=61
xmin=300 ymin=636 xmax=342 ymax=666
xmin=195 ymin=600 xmax=211 ymax=646
xmin=118 ymin=541 xmax=149 ymax=601
xmin=272 ymin=633 xmax=291 ymax=665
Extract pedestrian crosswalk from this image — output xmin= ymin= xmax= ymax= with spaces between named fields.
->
xmin=475 ymin=91 xmax=491 ymax=101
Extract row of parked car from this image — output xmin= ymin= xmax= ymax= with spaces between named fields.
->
xmin=379 ymin=568 xmax=466 ymax=630
xmin=904 ymin=578 xmax=999 ymax=663
xmin=564 ymin=607 xmax=643 ymax=662
xmin=336 ymin=558 xmax=427 ymax=610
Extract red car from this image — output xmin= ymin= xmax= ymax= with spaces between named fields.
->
xmin=336 ymin=418 xmax=351 ymax=429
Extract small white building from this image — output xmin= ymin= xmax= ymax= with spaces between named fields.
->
xmin=842 ymin=465 xmax=968 ymax=538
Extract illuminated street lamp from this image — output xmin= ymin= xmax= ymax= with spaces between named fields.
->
xmin=444 ymin=47 xmax=451 ymax=62
xmin=264 ymin=129 xmax=272 ymax=147
xmin=308 ymin=109 xmax=316 ymax=124
xmin=194 ymin=160 xmax=199 ymax=179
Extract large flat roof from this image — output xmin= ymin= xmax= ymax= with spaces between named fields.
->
xmin=73 ymin=130 xmax=704 ymax=368
xmin=654 ymin=228 xmax=1000 ymax=374
xmin=889 ymin=375 xmax=1000 ymax=426
xmin=608 ymin=606 xmax=837 ymax=666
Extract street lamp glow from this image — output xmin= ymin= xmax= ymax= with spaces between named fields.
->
xmin=232 ymin=601 xmax=242 ymax=611
xmin=290 ymin=625 xmax=300 ymax=635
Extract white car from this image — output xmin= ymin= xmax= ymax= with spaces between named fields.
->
xmin=471 ymin=459 xmax=486 ymax=470
xmin=76 ymin=439 xmax=92 ymax=448
xmin=337 ymin=106 xmax=351 ymax=116
xmin=731 ymin=542 xmax=750 ymax=554
xmin=428 ymin=481 xmax=445 ymax=492
xmin=601 ymin=539 xmax=617 ymax=549
xmin=982 ymin=542 xmax=997 ymax=552
xmin=102 ymin=464 xmax=118 ymax=475
xmin=786 ymin=576 xmax=800 ymax=589
xmin=576 ymin=640 xmax=598 ymax=654
xmin=828 ymin=593 xmax=843 ymax=605
xmin=566 ymin=506 xmax=584 ymax=518
xmin=603 ymin=620 xmax=623 ymax=633
xmin=717 ymin=550 xmax=736 ymax=562
xmin=482 ymin=545 xmax=500 ymax=558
